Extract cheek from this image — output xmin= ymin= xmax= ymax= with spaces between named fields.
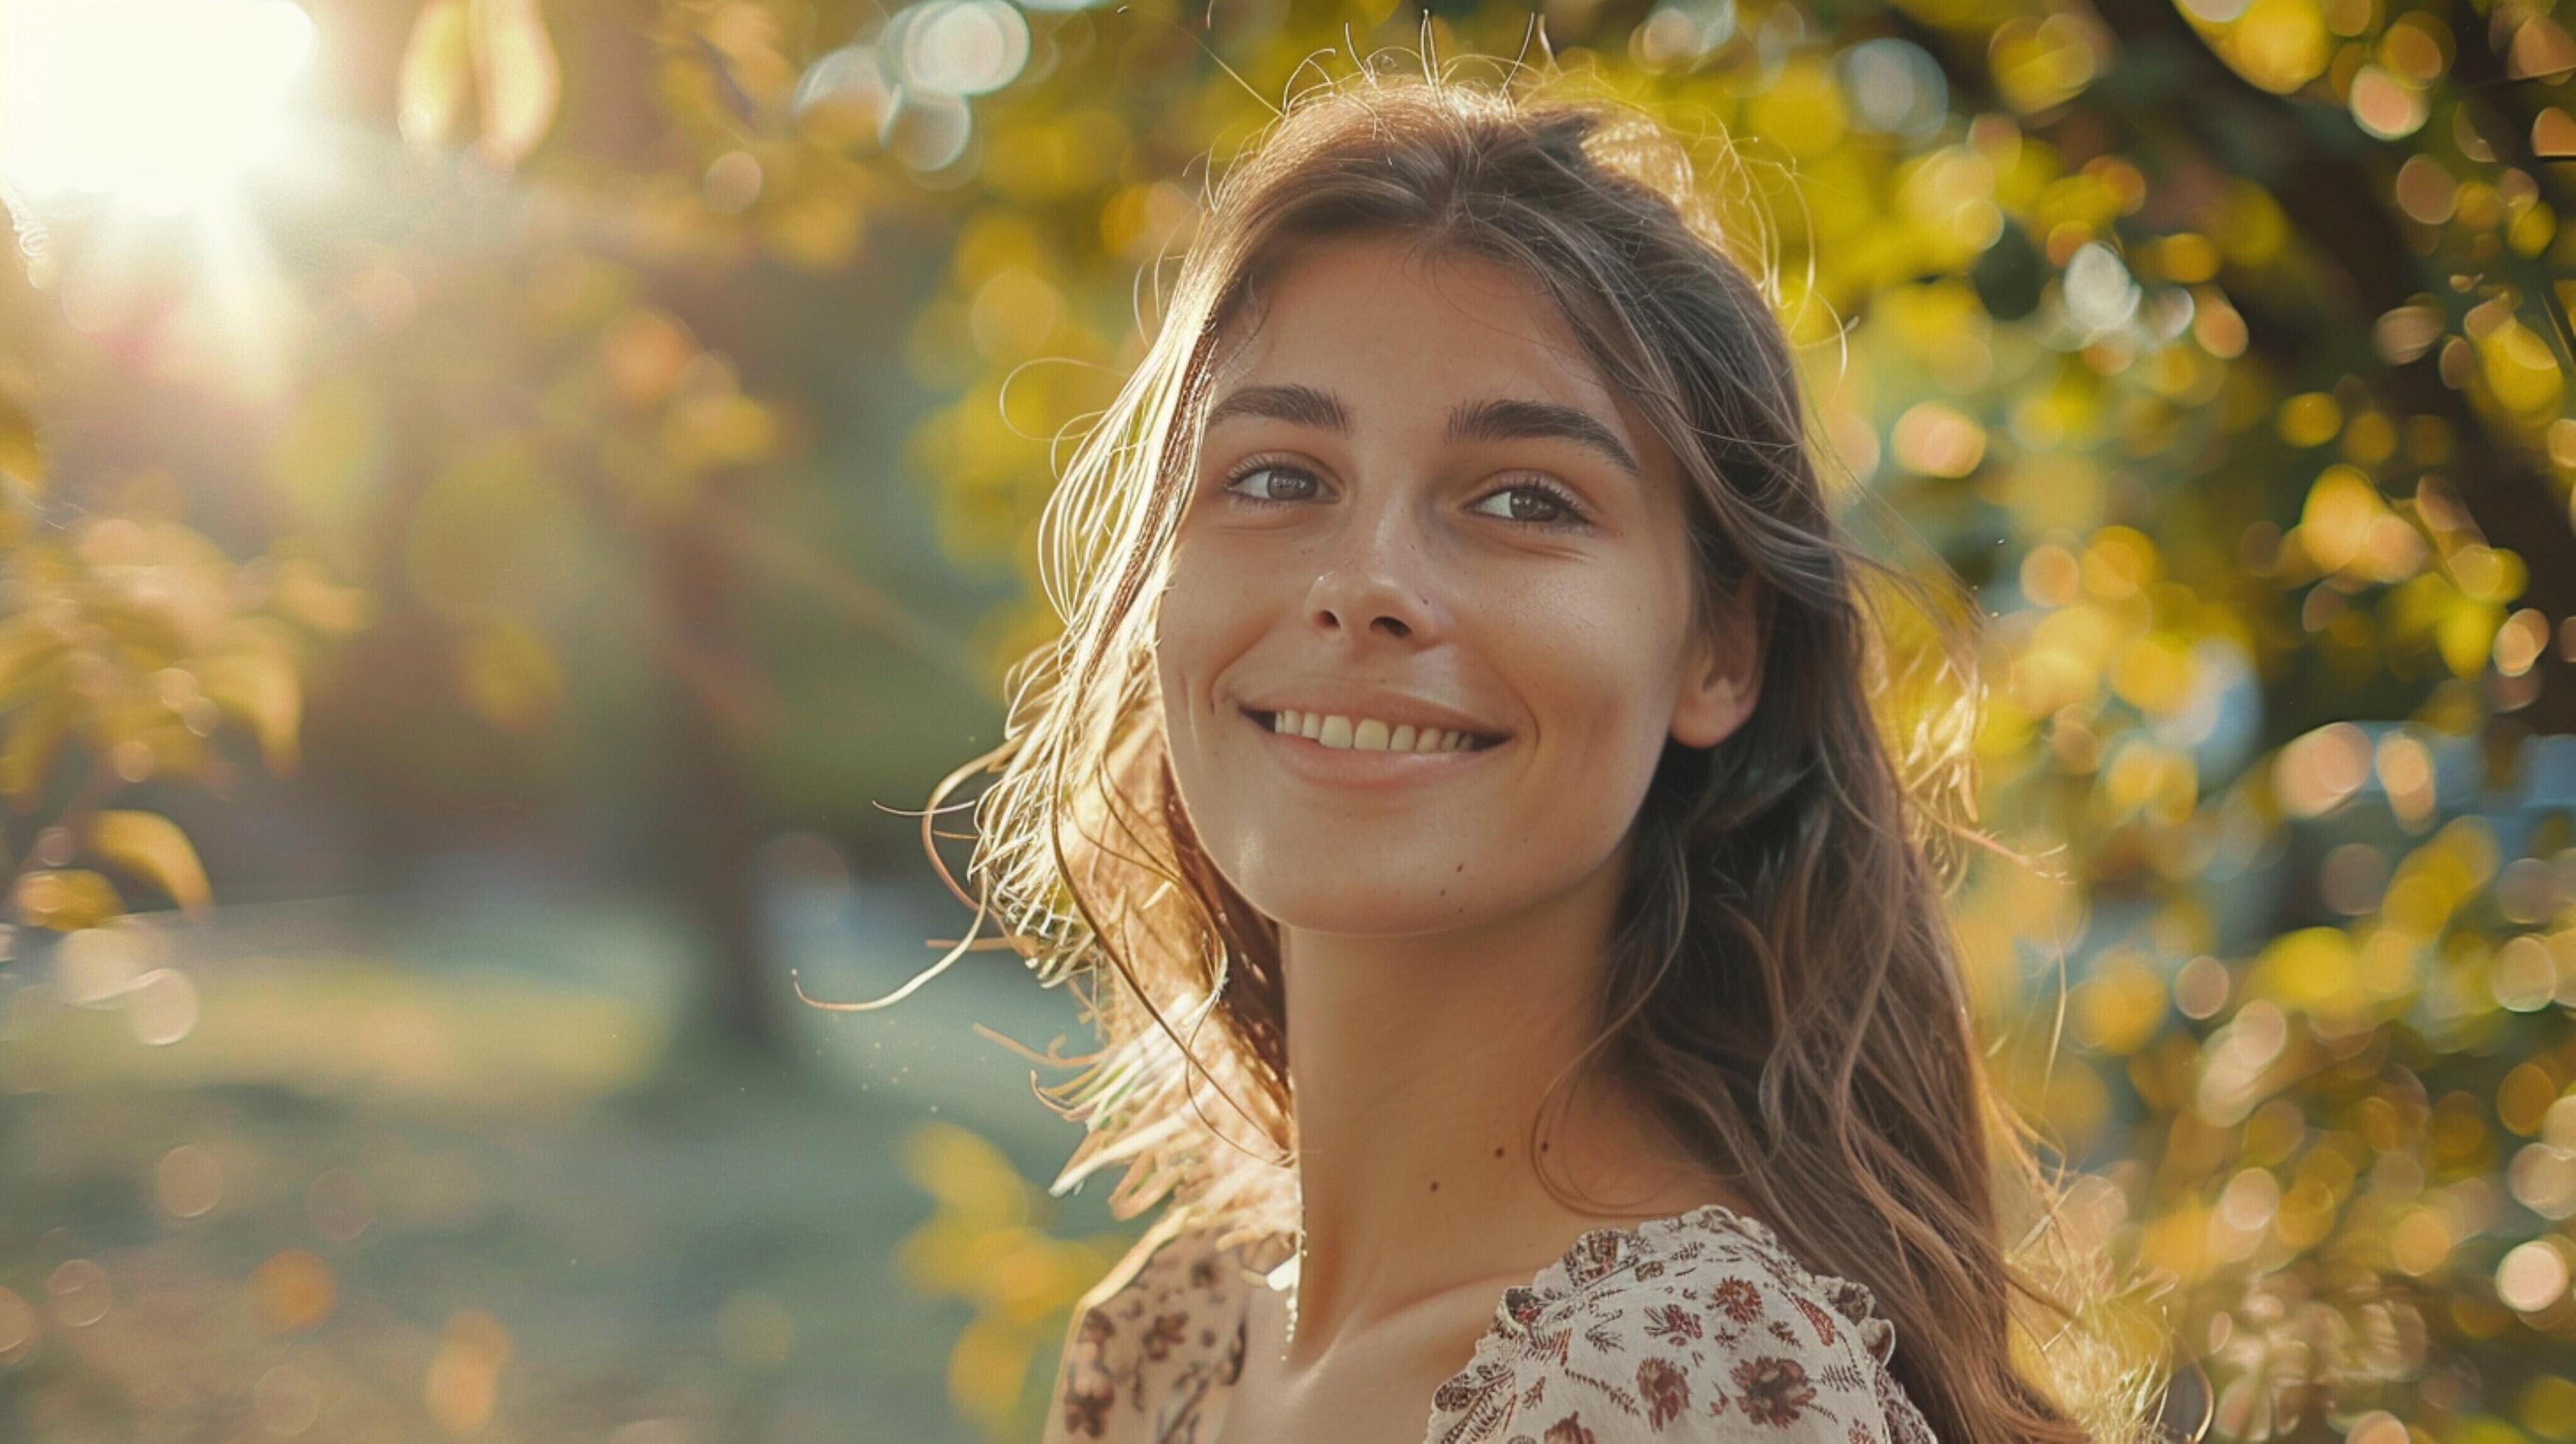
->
xmin=1154 ymin=541 xmax=1261 ymax=740
xmin=1496 ymin=580 xmax=1669 ymax=749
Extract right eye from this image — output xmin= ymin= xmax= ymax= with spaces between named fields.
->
xmin=1221 ymin=460 xmax=1324 ymax=506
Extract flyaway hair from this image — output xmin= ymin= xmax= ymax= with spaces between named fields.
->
xmin=916 ymin=51 xmax=2183 ymax=1444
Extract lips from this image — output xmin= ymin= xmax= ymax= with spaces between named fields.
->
xmin=1240 ymin=705 xmax=1510 ymax=788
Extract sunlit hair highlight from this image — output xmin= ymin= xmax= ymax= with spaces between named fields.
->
xmin=914 ymin=53 xmax=2180 ymax=1444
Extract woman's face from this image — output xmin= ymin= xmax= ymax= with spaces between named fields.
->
xmin=1154 ymin=233 xmax=1755 ymax=937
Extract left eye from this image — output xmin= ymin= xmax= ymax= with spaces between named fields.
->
xmin=1470 ymin=483 xmax=1579 ymax=526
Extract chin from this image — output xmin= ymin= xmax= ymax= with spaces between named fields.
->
xmin=1235 ymin=874 xmax=1503 ymax=938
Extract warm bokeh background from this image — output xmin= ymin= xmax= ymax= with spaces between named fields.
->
xmin=1 ymin=0 xmax=2573 ymax=1438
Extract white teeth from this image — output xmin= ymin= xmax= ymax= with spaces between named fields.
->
xmin=1266 ymin=709 xmax=1490 ymax=752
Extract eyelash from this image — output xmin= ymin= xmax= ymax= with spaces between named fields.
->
xmin=1215 ymin=457 xmax=1596 ymax=533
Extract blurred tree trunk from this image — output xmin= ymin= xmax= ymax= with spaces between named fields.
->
xmin=651 ymin=474 xmax=779 ymax=1053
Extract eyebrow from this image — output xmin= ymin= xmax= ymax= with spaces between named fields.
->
xmin=1202 ymin=382 xmax=1644 ymax=486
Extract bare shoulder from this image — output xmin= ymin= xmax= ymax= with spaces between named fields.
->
xmin=1426 ymin=1208 xmax=1940 ymax=1443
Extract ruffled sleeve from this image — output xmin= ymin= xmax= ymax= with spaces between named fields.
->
xmin=1422 ymin=1206 xmax=1938 ymax=1444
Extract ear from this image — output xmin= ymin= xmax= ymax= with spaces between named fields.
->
xmin=1670 ymin=578 xmax=1766 ymax=750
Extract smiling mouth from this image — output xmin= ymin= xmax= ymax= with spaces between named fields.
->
xmin=1243 ymin=708 xmax=1510 ymax=752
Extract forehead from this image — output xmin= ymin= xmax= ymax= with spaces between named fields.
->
xmin=1206 ymin=235 xmax=1649 ymax=447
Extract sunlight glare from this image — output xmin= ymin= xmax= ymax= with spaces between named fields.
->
xmin=0 ymin=0 xmax=316 ymax=217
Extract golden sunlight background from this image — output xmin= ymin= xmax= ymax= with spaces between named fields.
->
xmin=0 ymin=0 xmax=2573 ymax=1437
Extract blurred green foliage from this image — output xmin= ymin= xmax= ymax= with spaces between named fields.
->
xmin=1 ymin=0 xmax=2575 ymax=1437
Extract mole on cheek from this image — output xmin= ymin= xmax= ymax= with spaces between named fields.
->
xmin=1429 ymin=1180 xmax=1440 ymax=1191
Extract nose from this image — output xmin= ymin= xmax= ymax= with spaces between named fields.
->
xmin=1303 ymin=494 xmax=1441 ymax=643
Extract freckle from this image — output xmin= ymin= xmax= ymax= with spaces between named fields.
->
xmin=1492 ymin=1146 xmax=1504 ymax=1158
xmin=1541 ymin=1142 xmax=1551 ymax=1152
xmin=1430 ymin=1180 xmax=1440 ymax=1191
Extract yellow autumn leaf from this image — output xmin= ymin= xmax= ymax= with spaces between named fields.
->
xmin=2477 ymin=319 xmax=2565 ymax=421
xmin=661 ymin=391 xmax=779 ymax=470
xmin=0 ymin=382 xmax=43 ymax=491
xmin=469 ymin=0 xmax=561 ymax=169
xmin=2227 ymin=0 xmax=2331 ymax=94
xmin=2437 ymin=595 xmax=2506 ymax=679
xmin=0 ymin=693 xmax=71 ymax=806
xmin=270 ymin=557 xmax=376 ymax=636
xmin=902 ymin=1122 xmax=1029 ymax=1224
xmin=2247 ymin=925 xmax=2358 ymax=1010
xmin=0 ymin=611 xmax=67 ymax=707
xmin=14 ymin=869 xmax=124 ymax=932
xmin=86 ymin=810 xmax=211 ymax=917
xmin=198 ymin=638 xmax=303 ymax=774
xmin=397 ymin=0 xmax=472 ymax=149
xmin=456 ymin=619 xmax=561 ymax=732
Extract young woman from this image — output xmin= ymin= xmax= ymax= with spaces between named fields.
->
xmin=916 ymin=58 xmax=2173 ymax=1444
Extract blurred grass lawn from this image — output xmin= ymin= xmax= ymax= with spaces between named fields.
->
xmin=0 ymin=880 xmax=1136 ymax=1442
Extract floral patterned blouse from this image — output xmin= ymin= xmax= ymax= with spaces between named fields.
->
xmin=1042 ymin=1202 xmax=1941 ymax=1443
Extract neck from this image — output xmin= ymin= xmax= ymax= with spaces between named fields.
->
xmin=1268 ymin=840 xmax=1724 ymax=1370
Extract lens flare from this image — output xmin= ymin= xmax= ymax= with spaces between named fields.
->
xmin=0 ymin=0 xmax=316 ymax=216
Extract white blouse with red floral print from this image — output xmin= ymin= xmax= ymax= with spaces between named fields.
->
xmin=1042 ymin=1201 xmax=1940 ymax=1443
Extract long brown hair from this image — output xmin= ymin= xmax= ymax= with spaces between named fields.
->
xmin=909 ymin=53 xmax=2177 ymax=1444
